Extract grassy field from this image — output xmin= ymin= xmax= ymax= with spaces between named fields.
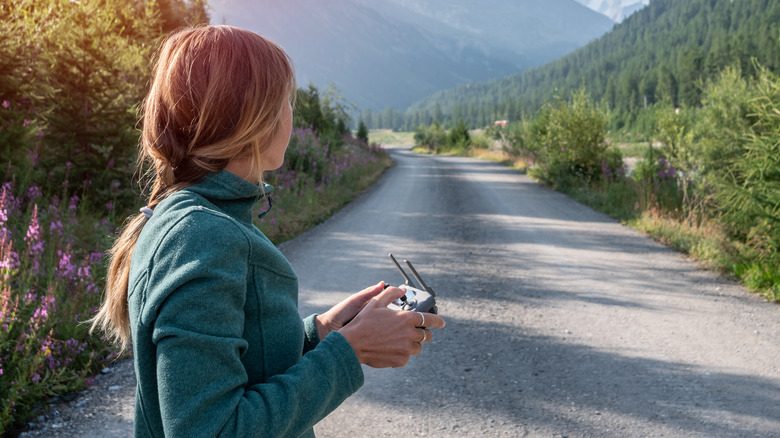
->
xmin=367 ymin=129 xmax=414 ymax=146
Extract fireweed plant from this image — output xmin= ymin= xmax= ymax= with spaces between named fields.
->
xmin=0 ymin=175 xmax=113 ymax=434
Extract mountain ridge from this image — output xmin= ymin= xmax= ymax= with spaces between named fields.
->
xmin=402 ymin=0 xmax=780 ymax=132
xmin=208 ymin=0 xmax=613 ymax=111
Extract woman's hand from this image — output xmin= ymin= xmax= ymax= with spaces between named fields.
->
xmin=314 ymin=282 xmax=388 ymax=340
xmin=338 ymin=286 xmax=446 ymax=368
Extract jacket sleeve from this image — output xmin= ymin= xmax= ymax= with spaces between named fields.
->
xmin=146 ymin=213 xmax=364 ymax=437
xmin=302 ymin=314 xmax=321 ymax=353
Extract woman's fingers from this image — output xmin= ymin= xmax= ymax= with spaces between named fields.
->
xmin=371 ymin=285 xmax=408 ymax=307
xmin=410 ymin=310 xmax=446 ymax=329
xmin=414 ymin=328 xmax=432 ymax=344
xmin=340 ymin=303 xmax=446 ymax=368
xmin=353 ymin=281 xmax=387 ymax=301
xmin=319 ymin=282 xmax=391 ymax=334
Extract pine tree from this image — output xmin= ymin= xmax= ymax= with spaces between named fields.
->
xmin=356 ymin=120 xmax=369 ymax=144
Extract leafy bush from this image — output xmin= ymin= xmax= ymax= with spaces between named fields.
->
xmin=0 ymin=0 xmax=163 ymax=213
xmin=446 ymin=119 xmax=470 ymax=150
xmin=530 ymin=88 xmax=615 ymax=188
xmin=709 ymin=65 xmax=780 ymax=286
xmin=413 ymin=123 xmax=447 ymax=151
xmin=576 ymin=64 xmax=780 ymax=299
xmin=469 ymin=131 xmax=493 ymax=150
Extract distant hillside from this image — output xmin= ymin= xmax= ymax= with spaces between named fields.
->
xmin=208 ymin=0 xmax=613 ymax=111
xmin=405 ymin=0 xmax=780 ymax=131
xmin=382 ymin=0 xmax=614 ymax=69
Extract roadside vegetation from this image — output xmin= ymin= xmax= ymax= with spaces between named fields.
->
xmin=0 ymin=1 xmax=389 ymax=434
xmin=412 ymin=64 xmax=780 ymax=303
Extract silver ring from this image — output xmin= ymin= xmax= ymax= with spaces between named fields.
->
xmin=421 ymin=331 xmax=427 ymax=343
xmin=417 ymin=311 xmax=425 ymax=328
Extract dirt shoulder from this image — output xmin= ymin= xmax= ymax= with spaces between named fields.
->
xmin=18 ymin=359 xmax=135 ymax=437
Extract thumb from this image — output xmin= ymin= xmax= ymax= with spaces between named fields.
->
xmin=372 ymin=285 xmax=407 ymax=307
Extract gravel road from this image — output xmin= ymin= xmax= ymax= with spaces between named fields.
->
xmin=21 ymin=144 xmax=780 ymax=437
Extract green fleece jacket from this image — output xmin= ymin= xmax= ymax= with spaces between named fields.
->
xmin=127 ymin=170 xmax=364 ymax=438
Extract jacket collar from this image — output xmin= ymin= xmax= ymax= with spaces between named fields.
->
xmin=185 ymin=170 xmax=274 ymax=225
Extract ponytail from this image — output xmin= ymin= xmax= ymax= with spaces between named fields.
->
xmin=90 ymin=177 xmax=195 ymax=352
xmin=90 ymin=214 xmax=147 ymax=352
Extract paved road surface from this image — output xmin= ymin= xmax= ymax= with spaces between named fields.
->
xmin=284 ymin=145 xmax=780 ymax=437
xmin=24 ymin=145 xmax=780 ymax=437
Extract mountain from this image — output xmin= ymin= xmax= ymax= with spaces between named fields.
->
xmin=404 ymin=0 xmax=780 ymax=131
xmin=208 ymin=0 xmax=613 ymax=111
xmin=574 ymin=0 xmax=650 ymax=22
xmin=379 ymin=0 xmax=615 ymax=69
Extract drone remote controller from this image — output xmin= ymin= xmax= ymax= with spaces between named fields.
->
xmin=385 ymin=253 xmax=438 ymax=314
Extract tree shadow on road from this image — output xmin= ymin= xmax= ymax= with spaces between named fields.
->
xmin=351 ymin=313 xmax=780 ymax=437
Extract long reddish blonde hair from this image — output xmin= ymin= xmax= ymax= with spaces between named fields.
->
xmin=91 ymin=25 xmax=296 ymax=351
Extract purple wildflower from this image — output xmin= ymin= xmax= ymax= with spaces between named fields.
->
xmin=601 ymin=159 xmax=612 ymax=176
xmin=57 ymin=248 xmax=77 ymax=280
xmin=77 ymin=265 xmax=90 ymax=281
xmin=50 ymin=219 xmax=64 ymax=235
xmin=27 ymin=185 xmax=42 ymax=202
xmin=25 ymin=205 xmax=44 ymax=267
xmin=89 ymin=251 xmax=102 ymax=264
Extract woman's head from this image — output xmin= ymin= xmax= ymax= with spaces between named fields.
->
xmin=142 ymin=25 xmax=295 ymax=195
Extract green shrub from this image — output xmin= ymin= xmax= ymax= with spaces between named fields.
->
xmin=531 ymin=88 xmax=610 ymax=188
xmin=710 ymin=65 xmax=780 ymax=276
xmin=413 ymin=123 xmax=447 ymax=151
xmin=1 ymin=0 xmax=161 ymax=212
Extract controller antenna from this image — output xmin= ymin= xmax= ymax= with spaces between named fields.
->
xmin=403 ymin=260 xmax=435 ymax=297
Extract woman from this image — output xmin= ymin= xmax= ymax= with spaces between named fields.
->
xmin=91 ymin=25 xmax=445 ymax=437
